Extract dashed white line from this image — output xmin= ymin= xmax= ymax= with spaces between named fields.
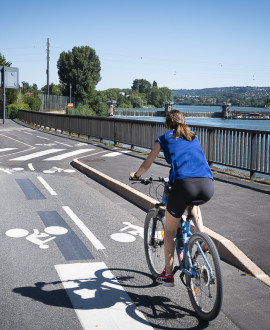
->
xmin=37 ymin=176 xmax=57 ymax=196
xmin=54 ymin=141 xmax=73 ymax=147
xmin=36 ymin=135 xmax=50 ymax=140
xmin=0 ymin=148 xmax=17 ymax=152
xmin=102 ymin=150 xmax=131 ymax=157
xmin=62 ymin=206 xmax=105 ymax=250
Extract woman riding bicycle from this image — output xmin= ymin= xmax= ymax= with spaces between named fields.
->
xmin=130 ymin=110 xmax=214 ymax=287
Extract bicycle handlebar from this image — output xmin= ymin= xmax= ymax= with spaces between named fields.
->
xmin=129 ymin=176 xmax=169 ymax=185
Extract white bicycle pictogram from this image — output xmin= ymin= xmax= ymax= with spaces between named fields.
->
xmin=110 ymin=222 xmax=144 ymax=243
xmin=5 ymin=226 xmax=68 ymax=249
xmin=43 ymin=166 xmax=76 ymax=174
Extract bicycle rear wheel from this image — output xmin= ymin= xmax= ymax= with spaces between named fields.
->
xmin=185 ymin=232 xmax=223 ymax=321
xmin=144 ymin=209 xmax=166 ymax=278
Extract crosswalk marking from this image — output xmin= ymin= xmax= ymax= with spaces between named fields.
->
xmin=55 ymin=262 xmax=153 ymax=330
xmin=10 ymin=149 xmax=65 ymax=161
xmin=102 ymin=150 xmax=131 ymax=157
xmin=0 ymin=148 xmax=17 ymax=152
xmin=44 ymin=149 xmax=95 ymax=161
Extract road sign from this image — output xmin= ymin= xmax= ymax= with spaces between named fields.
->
xmin=0 ymin=66 xmax=19 ymax=88
xmin=67 ymin=103 xmax=74 ymax=107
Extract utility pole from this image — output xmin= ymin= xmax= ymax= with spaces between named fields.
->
xmin=46 ymin=38 xmax=50 ymax=111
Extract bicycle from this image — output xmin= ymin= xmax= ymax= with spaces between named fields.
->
xmin=131 ymin=176 xmax=223 ymax=321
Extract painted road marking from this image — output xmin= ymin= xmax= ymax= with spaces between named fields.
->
xmin=10 ymin=149 xmax=65 ymax=161
xmin=16 ymin=179 xmax=46 ymax=200
xmin=102 ymin=150 xmax=131 ymax=157
xmin=0 ymin=148 xmax=17 ymax=152
xmin=54 ymin=141 xmax=73 ymax=147
xmin=55 ymin=262 xmax=153 ymax=330
xmin=44 ymin=149 xmax=95 ymax=161
xmin=28 ymin=163 xmax=35 ymax=171
xmin=37 ymin=176 xmax=57 ymax=196
xmin=63 ymin=206 xmax=105 ymax=250
xmin=38 ymin=211 xmax=94 ymax=260
xmin=36 ymin=135 xmax=50 ymax=140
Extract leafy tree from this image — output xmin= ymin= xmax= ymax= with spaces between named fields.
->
xmin=23 ymin=94 xmax=42 ymax=111
xmin=131 ymin=79 xmax=151 ymax=94
xmin=0 ymin=52 xmax=11 ymax=66
xmin=149 ymin=86 xmax=161 ymax=107
xmin=129 ymin=91 xmax=144 ymax=108
xmin=0 ymin=53 xmax=14 ymax=118
xmin=57 ymin=46 xmax=101 ymax=102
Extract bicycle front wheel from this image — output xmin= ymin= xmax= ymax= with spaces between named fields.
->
xmin=144 ymin=209 xmax=166 ymax=278
xmin=185 ymin=232 xmax=223 ymax=321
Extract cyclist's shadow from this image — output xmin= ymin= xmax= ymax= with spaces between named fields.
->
xmin=13 ymin=267 xmax=208 ymax=329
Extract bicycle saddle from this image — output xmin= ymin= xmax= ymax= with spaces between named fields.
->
xmin=188 ymin=200 xmax=206 ymax=207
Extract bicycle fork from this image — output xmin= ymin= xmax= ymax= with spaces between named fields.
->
xmin=149 ymin=207 xmax=164 ymax=246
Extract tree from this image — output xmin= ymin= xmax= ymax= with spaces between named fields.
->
xmin=57 ymin=46 xmax=101 ymax=102
xmin=131 ymin=79 xmax=151 ymax=94
xmin=0 ymin=52 xmax=11 ymax=66
xmin=129 ymin=91 xmax=144 ymax=108
xmin=0 ymin=53 xmax=14 ymax=118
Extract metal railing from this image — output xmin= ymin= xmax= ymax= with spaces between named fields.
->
xmin=17 ymin=110 xmax=270 ymax=179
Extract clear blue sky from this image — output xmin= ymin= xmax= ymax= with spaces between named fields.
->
xmin=1 ymin=0 xmax=269 ymax=90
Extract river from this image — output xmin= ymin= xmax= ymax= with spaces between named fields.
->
xmin=116 ymin=105 xmax=270 ymax=132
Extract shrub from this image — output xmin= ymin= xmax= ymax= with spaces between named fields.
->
xmin=23 ymin=94 xmax=42 ymax=111
xmin=7 ymin=103 xmax=31 ymax=119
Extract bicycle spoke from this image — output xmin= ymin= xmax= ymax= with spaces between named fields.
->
xmin=144 ymin=209 xmax=166 ymax=278
xmin=185 ymin=232 xmax=223 ymax=321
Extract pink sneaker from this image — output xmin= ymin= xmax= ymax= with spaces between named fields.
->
xmin=156 ymin=269 xmax=174 ymax=287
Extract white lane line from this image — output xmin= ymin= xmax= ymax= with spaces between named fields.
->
xmin=44 ymin=149 xmax=95 ymax=161
xmin=0 ymin=148 xmax=17 ymax=152
xmin=102 ymin=150 xmax=131 ymax=157
xmin=36 ymin=135 xmax=50 ymax=140
xmin=23 ymin=131 xmax=34 ymax=135
xmin=62 ymin=206 xmax=105 ymax=250
xmin=54 ymin=141 xmax=73 ymax=147
xmin=37 ymin=176 xmax=57 ymax=196
xmin=55 ymin=262 xmax=153 ymax=330
xmin=28 ymin=163 xmax=35 ymax=171
xmin=10 ymin=149 xmax=65 ymax=161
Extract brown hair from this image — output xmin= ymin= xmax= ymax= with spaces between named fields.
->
xmin=165 ymin=110 xmax=195 ymax=141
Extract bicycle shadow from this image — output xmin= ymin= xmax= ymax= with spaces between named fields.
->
xmin=13 ymin=267 xmax=209 ymax=330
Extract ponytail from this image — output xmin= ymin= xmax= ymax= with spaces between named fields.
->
xmin=174 ymin=123 xmax=195 ymax=141
xmin=166 ymin=110 xmax=195 ymax=141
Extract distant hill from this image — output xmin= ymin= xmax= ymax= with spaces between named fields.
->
xmin=172 ymin=87 xmax=270 ymax=108
xmin=172 ymin=87 xmax=270 ymax=97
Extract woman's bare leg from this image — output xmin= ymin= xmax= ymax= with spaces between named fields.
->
xmin=190 ymin=205 xmax=204 ymax=232
xmin=164 ymin=210 xmax=180 ymax=274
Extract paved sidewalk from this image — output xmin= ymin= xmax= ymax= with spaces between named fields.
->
xmin=72 ymin=144 xmax=270 ymax=286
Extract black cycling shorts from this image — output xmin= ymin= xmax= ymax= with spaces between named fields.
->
xmin=166 ymin=177 xmax=214 ymax=218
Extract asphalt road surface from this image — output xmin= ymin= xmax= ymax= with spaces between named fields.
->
xmin=0 ymin=120 xmax=269 ymax=330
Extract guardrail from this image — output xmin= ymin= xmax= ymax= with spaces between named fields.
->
xmin=17 ymin=110 xmax=270 ymax=179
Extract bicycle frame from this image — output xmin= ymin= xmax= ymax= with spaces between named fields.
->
xmin=176 ymin=215 xmax=215 ymax=281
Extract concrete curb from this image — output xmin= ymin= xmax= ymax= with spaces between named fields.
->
xmin=72 ymin=158 xmax=270 ymax=288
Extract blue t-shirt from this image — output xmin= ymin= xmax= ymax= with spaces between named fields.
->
xmin=156 ymin=129 xmax=213 ymax=184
